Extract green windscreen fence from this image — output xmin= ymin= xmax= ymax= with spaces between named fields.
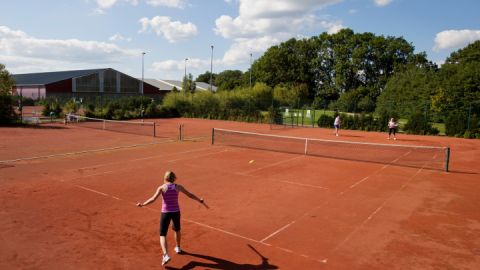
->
xmin=66 ymin=115 xmax=156 ymax=137
xmin=212 ymin=128 xmax=450 ymax=171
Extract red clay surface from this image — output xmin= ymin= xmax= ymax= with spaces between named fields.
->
xmin=1 ymin=118 xmax=479 ymax=270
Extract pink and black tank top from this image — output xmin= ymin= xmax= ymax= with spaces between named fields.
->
xmin=161 ymin=183 xmax=180 ymax=213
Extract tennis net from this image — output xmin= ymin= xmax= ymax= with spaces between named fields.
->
xmin=212 ymin=128 xmax=450 ymax=171
xmin=66 ymin=115 xmax=157 ymax=137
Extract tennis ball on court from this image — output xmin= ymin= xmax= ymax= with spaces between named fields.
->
xmin=249 ymin=160 xmax=255 ymax=164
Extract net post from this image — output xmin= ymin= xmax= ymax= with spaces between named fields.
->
xmin=153 ymin=122 xmax=156 ymax=137
xmin=445 ymin=147 xmax=450 ymax=172
xmin=179 ymin=124 xmax=183 ymax=141
xmin=304 ymin=138 xmax=308 ymax=155
xmin=102 ymin=120 xmax=106 ymax=130
xmin=211 ymin=128 xmax=215 ymax=145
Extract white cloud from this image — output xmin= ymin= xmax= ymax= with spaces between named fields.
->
xmin=348 ymin=9 xmax=357 ymax=14
xmin=222 ymin=36 xmax=283 ymax=66
xmin=0 ymin=25 xmax=141 ymax=73
xmin=109 ymin=33 xmax=132 ymax=42
xmin=215 ymin=0 xmax=341 ymax=38
xmin=93 ymin=0 xmax=138 ymax=14
xmin=151 ymin=58 xmax=214 ymax=79
xmin=374 ymin=0 xmax=392 ymax=7
xmin=96 ymin=0 xmax=117 ymax=9
xmin=214 ymin=0 xmax=344 ymax=67
xmin=139 ymin=16 xmax=198 ymax=43
xmin=146 ymin=0 xmax=186 ymax=8
xmin=433 ymin=29 xmax=480 ymax=52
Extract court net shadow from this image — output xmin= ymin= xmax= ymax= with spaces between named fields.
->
xmin=165 ymin=246 xmax=278 ymax=270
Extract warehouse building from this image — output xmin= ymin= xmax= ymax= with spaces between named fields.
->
xmin=12 ymin=68 xmax=162 ymax=101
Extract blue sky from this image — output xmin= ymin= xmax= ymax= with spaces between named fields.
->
xmin=1 ymin=0 xmax=479 ymax=80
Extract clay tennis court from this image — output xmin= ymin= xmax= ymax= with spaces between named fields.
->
xmin=1 ymin=118 xmax=479 ymax=269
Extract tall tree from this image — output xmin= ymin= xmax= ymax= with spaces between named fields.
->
xmin=215 ymin=70 xmax=244 ymax=91
xmin=196 ymin=71 xmax=217 ymax=84
xmin=181 ymin=73 xmax=196 ymax=94
xmin=0 ymin=63 xmax=16 ymax=124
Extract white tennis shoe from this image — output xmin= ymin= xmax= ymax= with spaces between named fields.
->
xmin=162 ymin=254 xmax=171 ymax=265
xmin=174 ymin=246 xmax=183 ymax=254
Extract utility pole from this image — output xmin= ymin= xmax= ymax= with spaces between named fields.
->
xmin=210 ymin=45 xmax=214 ymax=91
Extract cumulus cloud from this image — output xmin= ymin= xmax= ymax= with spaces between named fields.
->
xmin=433 ymin=29 xmax=480 ymax=52
xmin=214 ymin=0 xmax=344 ymax=67
xmin=151 ymin=58 xmax=217 ymax=79
xmin=109 ymin=33 xmax=132 ymax=42
xmin=96 ymin=0 xmax=117 ymax=9
xmin=93 ymin=0 xmax=138 ymax=14
xmin=0 ymin=25 xmax=141 ymax=72
xmin=146 ymin=0 xmax=186 ymax=8
xmin=139 ymin=16 xmax=198 ymax=43
xmin=215 ymin=0 xmax=341 ymax=38
xmin=373 ymin=0 xmax=392 ymax=7
xmin=222 ymin=36 xmax=283 ymax=66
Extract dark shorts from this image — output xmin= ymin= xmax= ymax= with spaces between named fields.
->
xmin=334 ymin=124 xmax=340 ymax=129
xmin=160 ymin=211 xmax=181 ymax=236
xmin=389 ymin=128 xmax=397 ymax=135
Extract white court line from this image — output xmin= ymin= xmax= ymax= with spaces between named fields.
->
xmin=63 ymin=146 xmax=223 ymax=181
xmin=168 ymin=148 xmax=230 ymax=163
xmin=0 ymin=140 xmax=175 ymax=164
xmin=280 ymin=180 xmax=329 ymax=190
xmin=333 ymin=166 xmax=425 ymax=252
xmin=75 ymin=184 xmax=121 ymax=200
xmin=349 ymin=176 xmax=369 ymax=189
xmin=61 ymin=177 xmax=326 ymax=265
xmin=184 ymin=218 xmax=261 ymax=244
xmin=243 ymin=155 xmax=304 ymax=175
xmin=348 ymin=150 xmax=412 ymax=189
xmin=131 ymin=146 xmax=215 ymax=162
xmin=261 ymin=221 xmax=296 ymax=243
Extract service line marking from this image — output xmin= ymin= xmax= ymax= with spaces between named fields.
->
xmin=280 ymin=180 xmax=329 ymax=190
xmin=260 ymin=221 xmax=296 ymax=243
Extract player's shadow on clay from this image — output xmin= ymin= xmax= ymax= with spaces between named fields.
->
xmin=165 ymin=245 xmax=278 ymax=270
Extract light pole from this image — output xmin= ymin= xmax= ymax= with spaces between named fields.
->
xmin=210 ymin=45 xmax=214 ymax=91
xmin=141 ymin=52 xmax=145 ymax=96
xmin=249 ymin=53 xmax=253 ymax=89
xmin=184 ymin=58 xmax=188 ymax=80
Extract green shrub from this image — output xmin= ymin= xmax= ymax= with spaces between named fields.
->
xmin=42 ymin=100 xmax=62 ymax=117
xmin=317 ymin=114 xmax=334 ymax=128
xmin=445 ymin=111 xmax=467 ymax=136
xmin=404 ymin=112 xmax=438 ymax=135
xmin=0 ymin=92 xmax=17 ymax=124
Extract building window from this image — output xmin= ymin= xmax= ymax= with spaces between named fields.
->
xmin=76 ymin=73 xmax=99 ymax=92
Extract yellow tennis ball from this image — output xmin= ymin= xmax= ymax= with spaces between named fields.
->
xmin=249 ymin=160 xmax=255 ymax=164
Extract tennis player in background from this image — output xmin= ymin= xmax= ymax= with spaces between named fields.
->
xmin=388 ymin=118 xmax=399 ymax=140
xmin=137 ymin=171 xmax=205 ymax=266
xmin=334 ymin=115 xmax=341 ymax=136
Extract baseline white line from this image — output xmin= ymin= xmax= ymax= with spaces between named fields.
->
xmin=261 ymin=221 xmax=296 ymax=243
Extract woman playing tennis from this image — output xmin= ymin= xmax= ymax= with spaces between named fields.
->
xmin=137 ymin=171 xmax=205 ymax=266
xmin=388 ymin=118 xmax=399 ymax=140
